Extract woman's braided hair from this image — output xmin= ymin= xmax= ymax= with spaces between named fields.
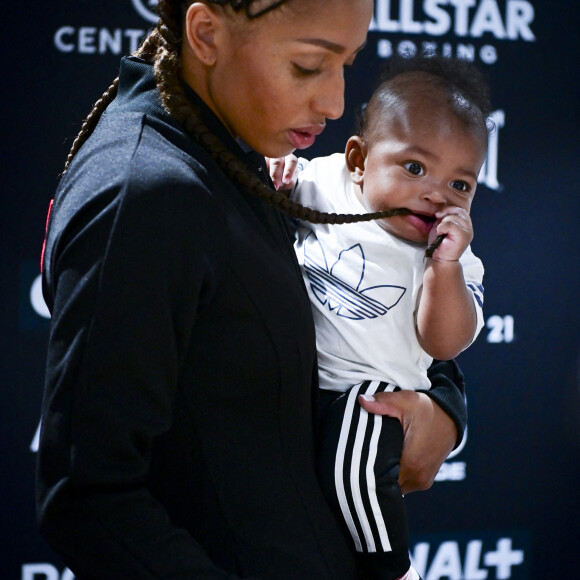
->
xmin=61 ymin=0 xmax=406 ymax=225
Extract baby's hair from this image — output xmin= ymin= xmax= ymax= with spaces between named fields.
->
xmin=60 ymin=0 xmax=407 ymax=225
xmin=356 ymin=53 xmax=493 ymax=144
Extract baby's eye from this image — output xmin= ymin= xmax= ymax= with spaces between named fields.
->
xmin=404 ymin=162 xmax=424 ymax=176
xmin=450 ymin=180 xmax=471 ymax=193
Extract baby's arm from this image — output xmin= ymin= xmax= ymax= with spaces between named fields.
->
xmin=416 ymin=207 xmax=479 ymax=360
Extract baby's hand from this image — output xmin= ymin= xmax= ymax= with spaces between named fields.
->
xmin=266 ymin=154 xmax=299 ymax=190
xmin=428 ymin=207 xmax=473 ymax=261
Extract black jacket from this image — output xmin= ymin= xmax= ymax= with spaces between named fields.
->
xmin=37 ymin=57 xmax=466 ymax=579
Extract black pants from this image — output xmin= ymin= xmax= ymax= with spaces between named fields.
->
xmin=317 ymin=381 xmax=410 ymax=580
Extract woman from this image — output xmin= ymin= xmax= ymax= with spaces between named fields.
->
xmin=37 ymin=1 xmax=464 ymax=578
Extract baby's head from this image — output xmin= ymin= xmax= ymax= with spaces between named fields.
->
xmin=346 ymin=54 xmax=493 ymax=243
xmin=358 ymin=54 xmax=493 ymax=147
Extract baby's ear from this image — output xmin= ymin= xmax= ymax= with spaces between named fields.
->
xmin=345 ymin=136 xmax=367 ymax=186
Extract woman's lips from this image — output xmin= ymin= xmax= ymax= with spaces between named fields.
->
xmin=287 ymin=124 xmax=325 ymax=150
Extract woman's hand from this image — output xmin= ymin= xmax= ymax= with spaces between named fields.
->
xmin=359 ymin=390 xmax=457 ymax=495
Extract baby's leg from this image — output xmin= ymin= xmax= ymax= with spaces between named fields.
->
xmin=317 ymin=381 xmax=411 ymax=580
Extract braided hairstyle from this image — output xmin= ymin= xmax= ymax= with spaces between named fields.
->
xmin=61 ymin=0 xmax=401 ymax=225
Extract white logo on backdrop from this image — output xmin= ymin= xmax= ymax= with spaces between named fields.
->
xmin=31 ymin=275 xmax=50 ymax=319
xmin=132 ymin=0 xmax=159 ymax=23
xmin=479 ymin=109 xmax=505 ymax=191
xmin=412 ymin=536 xmax=525 ymax=579
xmin=370 ymin=0 xmax=536 ymax=40
xmin=21 ymin=564 xmax=75 ymax=580
xmin=370 ymin=0 xmax=535 ymax=65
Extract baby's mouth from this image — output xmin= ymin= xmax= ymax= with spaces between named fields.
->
xmin=412 ymin=212 xmax=436 ymax=225
xmin=402 ymin=210 xmax=437 ymax=237
xmin=380 ymin=208 xmax=437 ymax=231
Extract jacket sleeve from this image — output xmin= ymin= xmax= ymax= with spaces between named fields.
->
xmin=422 ymin=359 xmax=468 ymax=449
xmin=37 ymin=151 xmax=248 ymax=579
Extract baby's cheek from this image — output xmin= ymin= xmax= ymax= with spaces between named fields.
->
xmin=367 ymin=189 xmax=393 ymax=213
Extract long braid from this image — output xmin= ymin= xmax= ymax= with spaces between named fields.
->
xmin=153 ymin=0 xmax=400 ymax=225
xmin=62 ymin=78 xmax=119 ymax=174
xmin=62 ymin=31 xmax=162 ymax=175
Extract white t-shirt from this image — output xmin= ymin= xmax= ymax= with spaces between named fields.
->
xmin=292 ymin=153 xmax=485 ymax=393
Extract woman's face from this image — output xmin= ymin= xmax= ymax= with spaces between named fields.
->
xmin=200 ymin=0 xmax=374 ymax=157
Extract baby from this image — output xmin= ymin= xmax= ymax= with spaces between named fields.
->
xmin=271 ymin=55 xmax=492 ymax=580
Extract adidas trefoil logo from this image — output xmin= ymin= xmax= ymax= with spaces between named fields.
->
xmin=303 ymin=233 xmax=406 ymax=320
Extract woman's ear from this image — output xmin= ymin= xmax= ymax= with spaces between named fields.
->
xmin=183 ymin=3 xmax=220 ymax=65
xmin=345 ymin=136 xmax=367 ymax=186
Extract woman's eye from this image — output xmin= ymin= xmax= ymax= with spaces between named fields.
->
xmin=293 ymin=64 xmax=320 ymax=76
xmin=404 ymin=162 xmax=424 ymax=176
xmin=451 ymin=180 xmax=471 ymax=192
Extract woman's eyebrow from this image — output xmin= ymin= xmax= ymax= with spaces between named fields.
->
xmin=297 ymin=38 xmax=367 ymax=55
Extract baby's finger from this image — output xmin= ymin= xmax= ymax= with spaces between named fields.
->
xmin=428 ymin=216 xmax=472 ymax=260
xmin=267 ymin=157 xmax=286 ymax=189
xmin=437 ymin=209 xmax=472 ymax=235
xmin=435 ymin=206 xmax=469 ymax=220
xmin=282 ymin=156 xmax=298 ymax=185
xmin=438 ymin=217 xmax=466 ymax=235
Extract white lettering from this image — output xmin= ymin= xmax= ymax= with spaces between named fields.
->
xmin=456 ymin=43 xmax=476 ymax=60
xmin=479 ymin=44 xmax=498 ymax=64
xmin=427 ymin=541 xmax=462 ymax=580
xmin=78 ymin=27 xmax=97 ymax=54
xmin=22 ymin=564 xmax=58 ymax=580
xmin=54 ymin=27 xmax=146 ymax=55
xmin=424 ymin=0 xmax=452 ymax=36
xmin=486 ymin=314 xmax=514 ymax=343
xmin=21 ymin=564 xmax=74 ymax=580
xmin=507 ymin=0 xmax=535 ymax=40
xmin=491 ymin=315 xmax=512 ymax=342
xmin=370 ymin=0 xmax=536 ymax=41
xmin=464 ymin=541 xmax=487 ymax=579
xmin=377 ymin=39 xmax=394 ymax=58
xmin=450 ymin=0 xmax=477 ymax=36
xmin=470 ymin=0 xmax=507 ymax=39
xmin=401 ymin=0 xmax=424 ymax=33
xmin=411 ymin=536 xmax=526 ymax=579
xmin=411 ymin=542 xmax=430 ymax=578
xmin=398 ymin=40 xmax=418 ymax=57
xmin=422 ymin=41 xmax=439 ymax=55
xmin=376 ymin=39 xmax=498 ymax=66
xmin=54 ymin=27 xmax=75 ymax=53
xmin=435 ymin=461 xmax=466 ymax=481
xmin=484 ymin=538 xmax=524 ymax=579
xmin=372 ymin=0 xmax=401 ymax=32
xmin=125 ymin=29 xmax=146 ymax=53
xmin=99 ymin=28 xmax=122 ymax=54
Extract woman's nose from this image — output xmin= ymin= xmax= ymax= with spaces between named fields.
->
xmin=312 ymin=72 xmax=345 ymax=121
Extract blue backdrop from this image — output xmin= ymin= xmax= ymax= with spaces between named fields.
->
xmin=2 ymin=1 xmax=579 ymax=578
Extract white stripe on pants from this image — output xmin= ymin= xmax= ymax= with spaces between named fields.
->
xmin=334 ymin=380 xmax=397 ymax=553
